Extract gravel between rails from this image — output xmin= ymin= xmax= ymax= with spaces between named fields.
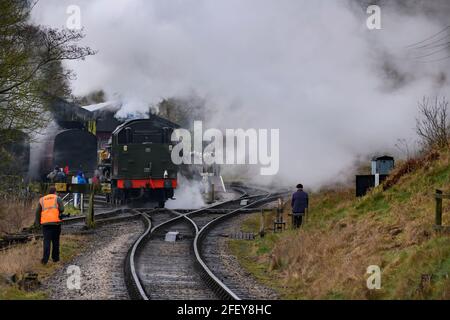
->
xmin=42 ymin=219 xmax=144 ymax=300
xmin=202 ymin=214 xmax=279 ymax=300
xmin=136 ymin=218 xmax=218 ymax=300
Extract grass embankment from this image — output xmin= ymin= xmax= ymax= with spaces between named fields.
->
xmin=0 ymin=234 xmax=86 ymax=299
xmin=0 ymin=198 xmax=36 ymax=235
xmin=0 ymin=199 xmax=80 ymax=236
xmin=229 ymin=150 xmax=450 ymax=299
xmin=0 ymin=196 xmax=86 ymax=299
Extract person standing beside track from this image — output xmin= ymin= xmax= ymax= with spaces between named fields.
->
xmin=34 ymin=186 xmax=65 ymax=265
xmin=73 ymin=171 xmax=87 ymax=209
xmin=46 ymin=167 xmax=59 ymax=183
xmin=291 ymin=184 xmax=309 ymax=229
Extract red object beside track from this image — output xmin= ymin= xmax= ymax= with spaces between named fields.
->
xmin=117 ymin=179 xmax=177 ymax=189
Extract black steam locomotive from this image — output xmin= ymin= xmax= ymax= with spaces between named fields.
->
xmin=9 ymin=94 xmax=181 ymax=207
xmin=103 ymin=118 xmax=179 ymax=207
xmin=31 ymin=117 xmax=178 ymax=207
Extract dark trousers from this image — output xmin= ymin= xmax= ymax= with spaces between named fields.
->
xmin=292 ymin=214 xmax=303 ymax=229
xmin=42 ymin=224 xmax=61 ymax=263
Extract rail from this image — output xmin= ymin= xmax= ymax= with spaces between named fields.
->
xmin=125 ymin=186 xmax=287 ymax=300
xmin=124 ymin=210 xmax=152 ymax=300
xmin=193 ymin=192 xmax=286 ymax=300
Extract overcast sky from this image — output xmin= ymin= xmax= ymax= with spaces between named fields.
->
xmin=32 ymin=0 xmax=450 ymax=188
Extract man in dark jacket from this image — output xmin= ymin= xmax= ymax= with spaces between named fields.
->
xmin=46 ymin=167 xmax=59 ymax=182
xmin=291 ymin=184 xmax=309 ymax=229
xmin=55 ymin=168 xmax=66 ymax=183
xmin=35 ymin=186 xmax=65 ymax=265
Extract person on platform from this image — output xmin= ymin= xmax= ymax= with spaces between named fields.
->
xmin=55 ymin=168 xmax=66 ymax=183
xmin=73 ymin=171 xmax=87 ymax=209
xmin=46 ymin=167 xmax=59 ymax=183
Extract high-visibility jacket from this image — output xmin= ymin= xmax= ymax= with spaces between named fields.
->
xmin=39 ymin=194 xmax=62 ymax=224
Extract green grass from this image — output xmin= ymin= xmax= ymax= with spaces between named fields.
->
xmin=229 ymin=236 xmax=285 ymax=296
xmin=429 ymin=164 xmax=450 ymax=185
xmin=240 ymin=214 xmax=261 ymax=233
xmin=0 ymin=286 xmax=47 ymax=300
xmin=325 ymin=290 xmax=346 ymax=300
xmin=0 ymin=235 xmax=86 ymax=300
xmin=381 ymin=237 xmax=450 ymax=299
xmin=228 ymin=149 xmax=450 ymax=299
xmin=63 ymin=205 xmax=81 ymax=216
xmin=355 ymin=191 xmax=390 ymax=214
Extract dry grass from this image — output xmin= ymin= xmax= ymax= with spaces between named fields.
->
xmin=0 ymin=234 xmax=86 ymax=276
xmin=383 ymin=149 xmax=440 ymax=191
xmin=0 ymin=197 xmax=37 ymax=235
xmin=267 ymin=210 xmax=441 ymax=299
xmin=0 ymin=240 xmax=42 ymax=275
xmin=0 ymin=234 xmax=87 ymax=299
xmin=230 ymin=148 xmax=450 ymax=300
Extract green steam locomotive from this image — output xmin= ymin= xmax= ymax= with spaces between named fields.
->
xmin=104 ymin=118 xmax=179 ymax=207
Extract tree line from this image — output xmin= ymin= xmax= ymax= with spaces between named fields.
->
xmin=0 ymin=0 xmax=95 ymax=175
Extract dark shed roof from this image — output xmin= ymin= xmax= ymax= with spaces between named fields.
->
xmin=46 ymin=96 xmax=180 ymax=133
xmin=47 ymin=96 xmax=94 ymax=126
xmin=372 ymin=155 xmax=394 ymax=161
xmin=95 ymin=112 xmax=123 ymax=132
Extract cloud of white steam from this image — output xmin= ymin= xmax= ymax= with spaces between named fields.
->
xmin=28 ymin=121 xmax=60 ymax=179
xmin=165 ymin=175 xmax=205 ymax=209
xmin=32 ymin=0 xmax=450 ymax=189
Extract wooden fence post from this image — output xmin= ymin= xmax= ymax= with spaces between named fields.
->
xmin=435 ymin=189 xmax=443 ymax=228
xmin=86 ymin=187 xmax=95 ymax=229
xmin=259 ymin=208 xmax=265 ymax=238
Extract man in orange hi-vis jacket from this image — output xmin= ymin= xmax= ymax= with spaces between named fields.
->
xmin=35 ymin=186 xmax=65 ymax=265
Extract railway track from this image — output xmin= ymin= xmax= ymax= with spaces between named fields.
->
xmin=0 ymin=185 xmax=251 ymax=251
xmin=0 ymin=206 xmax=137 ymax=251
xmin=2 ymin=184 xmax=287 ymax=300
xmin=128 ymin=210 xmax=217 ymax=300
xmin=125 ymin=186 xmax=287 ymax=300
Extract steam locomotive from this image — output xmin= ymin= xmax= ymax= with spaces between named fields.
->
xmin=8 ymin=95 xmax=180 ymax=207
xmin=102 ymin=118 xmax=179 ymax=207
xmin=40 ymin=118 xmax=179 ymax=207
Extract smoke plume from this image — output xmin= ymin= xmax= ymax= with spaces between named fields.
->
xmin=165 ymin=175 xmax=205 ymax=209
xmin=32 ymin=0 xmax=450 ymax=189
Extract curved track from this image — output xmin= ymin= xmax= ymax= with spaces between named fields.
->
xmin=125 ymin=186 xmax=286 ymax=300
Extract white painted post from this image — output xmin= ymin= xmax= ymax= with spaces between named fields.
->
xmin=80 ymin=193 xmax=84 ymax=215
xmin=374 ymin=173 xmax=380 ymax=187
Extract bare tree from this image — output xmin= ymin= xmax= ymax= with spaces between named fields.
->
xmin=0 ymin=0 xmax=96 ymax=146
xmin=0 ymin=0 xmax=96 ymax=182
xmin=416 ymin=96 xmax=449 ymax=149
xmin=395 ymin=138 xmax=418 ymax=160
